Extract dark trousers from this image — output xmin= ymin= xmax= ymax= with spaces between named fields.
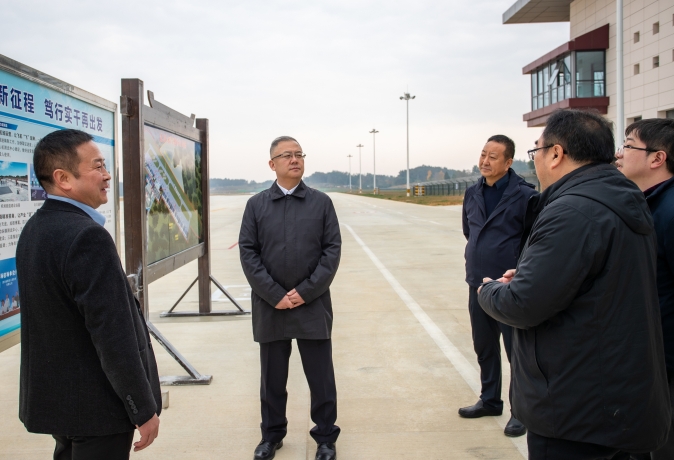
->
xmin=651 ymin=381 xmax=674 ymax=459
xmin=260 ymin=338 xmax=340 ymax=444
xmin=53 ymin=432 xmax=134 ymax=460
xmin=468 ymin=286 xmax=513 ymax=411
xmin=527 ymin=431 xmax=629 ymax=460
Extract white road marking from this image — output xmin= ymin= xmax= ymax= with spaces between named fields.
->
xmin=343 ymin=224 xmax=527 ymax=458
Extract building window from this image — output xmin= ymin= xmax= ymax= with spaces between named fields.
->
xmin=531 ymin=54 xmax=572 ymax=111
xmin=635 ymin=64 xmax=640 ymax=75
xmin=634 ymin=31 xmax=640 ymax=43
xmin=633 ymin=116 xmax=643 ymax=122
xmin=654 ymin=22 xmax=659 ymax=34
xmin=576 ymin=51 xmax=605 ymax=97
xmin=666 ymin=110 xmax=674 ymax=119
xmin=654 ymin=56 xmax=660 ymax=68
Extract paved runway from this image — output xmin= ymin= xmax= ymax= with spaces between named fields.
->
xmin=0 ymin=193 xmax=526 ymax=459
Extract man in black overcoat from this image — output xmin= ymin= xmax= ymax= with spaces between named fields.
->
xmin=478 ymin=110 xmax=671 ymax=459
xmin=239 ymin=136 xmax=341 ymax=460
xmin=16 ymin=129 xmax=162 ymax=459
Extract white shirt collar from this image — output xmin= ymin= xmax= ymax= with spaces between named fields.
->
xmin=277 ymin=182 xmax=299 ymax=195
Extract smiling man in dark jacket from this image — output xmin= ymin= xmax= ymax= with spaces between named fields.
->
xmin=478 ymin=109 xmax=670 ymax=459
xmin=17 ymin=130 xmax=161 ymax=459
xmin=615 ymin=118 xmax=674 ymax=460
xmin=239 ymin=136 xmax=341 ymax=460
xmin=460 ymin=135 xmax=537 ymax=437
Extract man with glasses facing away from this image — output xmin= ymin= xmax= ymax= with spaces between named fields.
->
xmin=615 ymin=118 xmax=674 ymax=460
xmin=239 ymin=136 xmax=341 ymax=460
xmin=460 ymin=134 xmax=537 ymax=438
xmin=478 ymin=109 xmax=670 ymax=459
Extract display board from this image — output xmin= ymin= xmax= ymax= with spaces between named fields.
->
xmin=144 ymin=124 xmax=203 ymax=265
xmin=0 ymin=55 xmax=119 ymax=352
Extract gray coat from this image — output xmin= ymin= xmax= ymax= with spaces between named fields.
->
xmin=239 ymin=181 xmax=341 ymax=343
xmin=17 ymin=199 xmax=161 ymax=436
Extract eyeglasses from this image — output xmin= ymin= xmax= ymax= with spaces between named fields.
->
xmin=616 ymin=144 xmax=659 ymax=156
xmin=271 ymin=152 xmax=306 ymax=161
xmin=527 ymin=145 xmax=553 ymax=161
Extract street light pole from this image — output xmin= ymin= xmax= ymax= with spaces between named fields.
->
xmin=356 ymin=144 xmax=364 ymax=193
xmin=400 ymin=92 xmax=416 ymax=197
xmin=369 ymin=129 xmax=379 ymax=193
xmin=347 ymin=154 xmax=353 ymax=190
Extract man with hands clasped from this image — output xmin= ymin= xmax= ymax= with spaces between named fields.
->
xmin=239 ymin=136 xmax=341 ymax=460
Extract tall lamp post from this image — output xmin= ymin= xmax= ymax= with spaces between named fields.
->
xmin=400 ymin=92 xmax=415 ymax=197
xmin=369 ymin=129 xmax=379 ymax=193
xmin=347 ymin=154 xmax=353 ymax=190
xmin=356 ymin=144 xmax=364 ymax=193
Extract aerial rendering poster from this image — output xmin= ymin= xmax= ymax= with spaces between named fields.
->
xmin=144 ymin=124 xmax=203 ymax=265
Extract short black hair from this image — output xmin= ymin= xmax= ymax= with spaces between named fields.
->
xmin=33 ymin=129 xmax=93 ymax=189
xmin=542 ymin=109 xmax=614 ymax=164
xmin=625 ymin=118 xmax=674 ymax=174
xmin=270 ymin=136 xmax=300 ymax=156
xmin=487 ymin=135 xmax=515 ymax=161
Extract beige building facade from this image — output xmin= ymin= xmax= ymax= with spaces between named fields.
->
xmin=503 ymin=0 xmax=674 ymax=133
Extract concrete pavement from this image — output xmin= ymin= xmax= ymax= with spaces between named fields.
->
xmin=0 ymin=193 xmax=525 ymax=459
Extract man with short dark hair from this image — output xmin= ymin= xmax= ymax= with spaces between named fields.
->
xmin=459 ymin=134 xmax=537 ymax=437
xmin=240 ymin=136 xmax=341 ymax=460
xmin=17 ymin=129 xmax=162 ymax=459
xmin=478 ymin=109 xmax=671 ymax=458
xmin=616 ymin=118 xmax=674 ymax=460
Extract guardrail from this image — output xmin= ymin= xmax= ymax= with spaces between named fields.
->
xmin=389 ymin=171 xmax=540 ymax=196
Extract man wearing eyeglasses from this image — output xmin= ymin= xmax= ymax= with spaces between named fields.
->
xmin=239 ymin=136 xmax=341 ymax=460
xmin=478 ymin=109 xmax=670 ymax=459
xmin=616 ymin=118 xmax=674 ymax=460
xmin=459 ymin=135 xmax=537 ymax=438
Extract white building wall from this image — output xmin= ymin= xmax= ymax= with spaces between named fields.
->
xmin=569 ymin=0 xmax=674 ymax=134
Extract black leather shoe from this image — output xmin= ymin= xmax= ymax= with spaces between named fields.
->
xmin=504 ymin=416 xmax=527 ymax=437
xmin=458 ymin=400 xmax=502 ymax=418
xmin=254 ymin=439 xmax=283 ymax=460
xmin=315 ymin=442 xmax=337 ymax=460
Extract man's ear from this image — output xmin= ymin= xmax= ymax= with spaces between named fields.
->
xmin=268 ymin=159 xmax=276 ymax=172
xmin=52 ymin=168 xmax=73 ymax=192
xmin=550 ymin=145 xmax=565 ymax=169
xmin=505 ymin=157 xmax=514 ymax=169
xmin=650 ymin=151 xmax=667 ymax=170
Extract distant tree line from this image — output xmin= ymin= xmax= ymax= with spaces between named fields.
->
xmin=186 ymin=160 xmax=535 ymax=194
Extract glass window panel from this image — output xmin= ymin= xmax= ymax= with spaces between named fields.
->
xmin=544 ymin=91 xmax=550 ymax=107
xmin=551 ymin=87 xmax=558 ymax=103
xmin=576 ymin=51 xmax=605 ymax=80
xmin=532 ymin=74 xmax=537 ymax=97
xmin=533 ymin=97 xmax=538 ymax=111
xmin=538 ymin=94 xmax=543 ymax=108
xmin=538 ymin=71 xmax=543 ymax=95
xmin=566 ymin=83 xmax=571 ymax=98
xmin=558 ymin=86 xmax=565 ymax=101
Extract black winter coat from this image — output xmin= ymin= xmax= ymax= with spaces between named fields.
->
xmin=17 ymin=199 xmax=161 ymax=436
xmin=239 ymin=181 xmax=341 ymax=343
xmin=645 ymin=176 xmax=674 ymax=374
xmin=463 ymin=169 xmax=538 ymax=287
xmin=478 ymin=164 xmax=670 ymax=452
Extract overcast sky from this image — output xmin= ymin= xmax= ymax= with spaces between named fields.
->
xmin=4 ymin=0 xmax=568 ymax=182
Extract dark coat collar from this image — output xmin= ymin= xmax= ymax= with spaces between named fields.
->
xmin=41 ymin=198 xmax=92 ymax=218
xmin=645 ymin=175 xmax=674 ymax=202
xmin=270 ymin=180 xmax=307 ymax=200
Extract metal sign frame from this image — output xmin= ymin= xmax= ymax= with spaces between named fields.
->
xmin=0 ymin=54 xmax=120 ymax=353
xmin=120 ymin=78 xmax=248 ymax=385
